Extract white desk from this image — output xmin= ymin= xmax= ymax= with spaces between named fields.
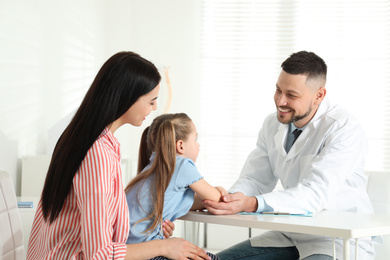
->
xmin=179 ymin=210 xmax=390 ymax=260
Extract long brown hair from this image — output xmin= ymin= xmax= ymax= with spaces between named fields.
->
xmin=125 ymin=113 xmax=193 ymax=233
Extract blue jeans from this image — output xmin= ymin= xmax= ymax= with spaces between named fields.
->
xmin=216 ymin=240 xmax=336 ymax=260
xmin=150 ymin=252 xmax=220 ymax=260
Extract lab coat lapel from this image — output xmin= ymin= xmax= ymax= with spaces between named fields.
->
xmin=286 ymin=128 xmax=310 ymax=160
xmin=274 ymin=124 xmax=289 ymax=156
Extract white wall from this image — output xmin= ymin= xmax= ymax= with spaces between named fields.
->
xmin=0 ymin=0 xmax=202 ymax=194
xmin=0 ymin=0 xmax=107 ymax=193
xmin=105 ymin=0 xmax=203 ymax=184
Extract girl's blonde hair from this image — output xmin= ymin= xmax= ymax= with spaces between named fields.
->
xmin=125 ymin=113 xmax=193 ymax=234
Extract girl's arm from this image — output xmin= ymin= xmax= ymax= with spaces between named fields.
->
xmin=189 ymin=179 xmax=222 ymax=210
xmin=125 ymin=238 xmax=210 ymax=260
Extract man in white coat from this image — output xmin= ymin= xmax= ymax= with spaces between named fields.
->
xmin=203 ymin=51 xmax=376 ymax=260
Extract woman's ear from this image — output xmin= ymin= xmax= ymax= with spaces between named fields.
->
xmin=176 ymin=140 xmax=184 ymax=155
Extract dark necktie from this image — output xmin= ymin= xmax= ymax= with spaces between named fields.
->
xmin=292 ymin=129 xmax=302 ymax=146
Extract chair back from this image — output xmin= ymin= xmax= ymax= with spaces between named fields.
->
xmin=0 ymin=171 xmax=24 ymax=260
xmin=366 ymin=171 xmax=390 ymax=260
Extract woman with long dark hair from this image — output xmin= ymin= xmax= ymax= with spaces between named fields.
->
xmin=27 ymin=51 xmax=211 ymax=260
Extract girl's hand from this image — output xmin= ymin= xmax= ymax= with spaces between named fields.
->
xmin=163 ymin=219 xmax=175 ymax=238
xmin=163 ymin=237 xmax=211 ymax=260
xmin=215 ymin=186 xmax=228 ymax=198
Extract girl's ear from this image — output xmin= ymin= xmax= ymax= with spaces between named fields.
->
xmin=176 ymin=140 xmax=184 ymax=154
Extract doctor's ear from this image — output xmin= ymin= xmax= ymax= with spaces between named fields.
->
xmin=176 ymin=140 xmax=185 ymax=154
xmin=315 ymin=87 xmax=326 ymax=104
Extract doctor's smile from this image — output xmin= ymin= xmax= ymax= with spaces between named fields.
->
xmin=278 ymin=107 xmax=293 ymax=114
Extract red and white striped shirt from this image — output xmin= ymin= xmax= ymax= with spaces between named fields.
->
xmin=27 ymin=128 xmax=129 ymax=260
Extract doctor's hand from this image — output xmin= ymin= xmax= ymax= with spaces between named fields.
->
xmin=163 ymin=219 xmax=175 ymax=238
xmin=202 ymin=192 xmax=258 ymax=215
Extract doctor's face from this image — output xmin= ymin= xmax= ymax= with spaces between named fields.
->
xmin=274 ymin=71 xmax=325 ymax=128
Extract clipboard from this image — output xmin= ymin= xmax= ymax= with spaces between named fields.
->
xmin=240 ymin=211 xmax=313 ymax=217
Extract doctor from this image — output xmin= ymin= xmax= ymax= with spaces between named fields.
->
xmin=203 ymin=51 xmax=375 ymax=260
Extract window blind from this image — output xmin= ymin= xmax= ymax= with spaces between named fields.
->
xmin=197 ymin=0 xmax=390 ymax=189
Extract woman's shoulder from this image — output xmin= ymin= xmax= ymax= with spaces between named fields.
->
xmin=87 ymin=138 xmax=111 ymax=159
xmin=90 ymin=129 xmax=119 ymax=155
xmin=80 ymin=131 xmax=120 ymax=174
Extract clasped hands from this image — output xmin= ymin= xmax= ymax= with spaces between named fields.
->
xmin=202 ymin=186 xmax=259 ymax=215
xmin=163 ymin=186 xmax=258 ymax=239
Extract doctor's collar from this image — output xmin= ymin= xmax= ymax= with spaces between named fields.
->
xmin=289 ymin=123 xmax=306 ymax=134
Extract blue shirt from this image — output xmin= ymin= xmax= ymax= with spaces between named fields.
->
xmin=126 ymin=154 xmax=203 ymax=243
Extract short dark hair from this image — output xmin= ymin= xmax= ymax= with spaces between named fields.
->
xmin=281 ymin=51 xmax=327 ymax=82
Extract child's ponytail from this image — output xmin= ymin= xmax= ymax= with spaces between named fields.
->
xmin=146 ymin=120 xmax=177 ymax=233
xmin=154 ymin=120 xmax=177 ymax=182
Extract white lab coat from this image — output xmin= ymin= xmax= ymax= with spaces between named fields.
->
xmin=230 ymin=98 xmax=376 ymax=260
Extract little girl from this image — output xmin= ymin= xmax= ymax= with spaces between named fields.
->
xmin=125 ymin=113 xmax=221 ymax=258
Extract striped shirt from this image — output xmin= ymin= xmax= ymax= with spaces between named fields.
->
xmin=27 ymin=128 xmax=129 ymax=260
